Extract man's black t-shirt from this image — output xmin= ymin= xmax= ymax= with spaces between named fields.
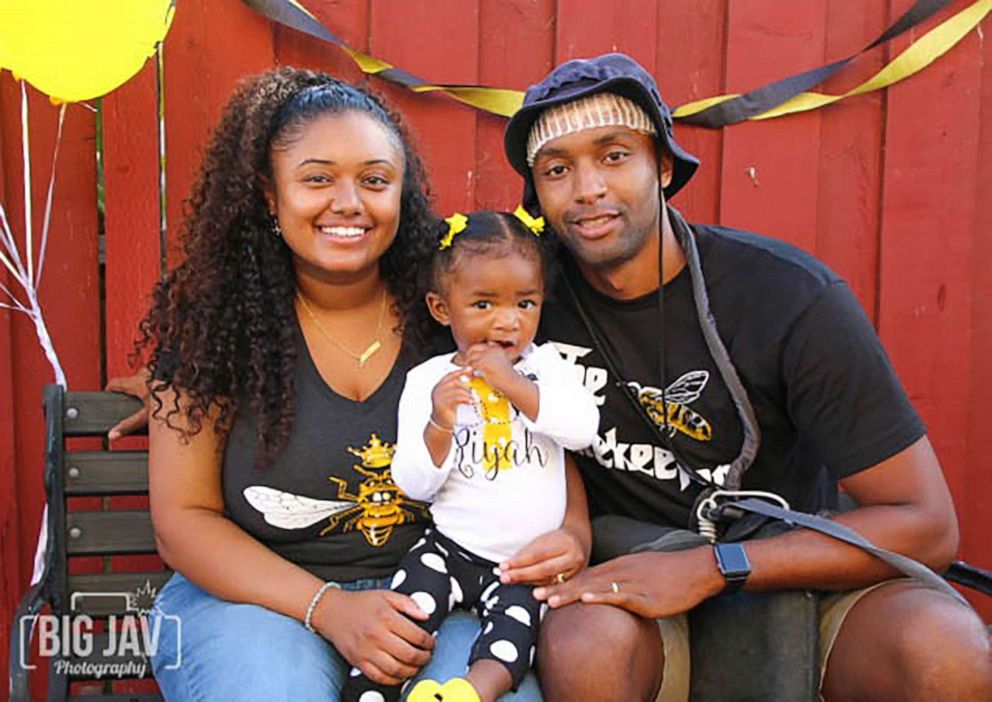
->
xmin=539 ymin=221 xmax=925 ymax=528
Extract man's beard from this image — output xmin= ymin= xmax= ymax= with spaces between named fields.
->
xmin=560 ymin=213 xmax=657 ymax=271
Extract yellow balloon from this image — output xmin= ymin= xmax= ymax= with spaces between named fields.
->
xmin=0 ymin=0 xmax=175 ymax=102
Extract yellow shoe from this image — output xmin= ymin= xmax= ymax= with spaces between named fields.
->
xmin=437 ymin=679 xmax=481 ymax=702
xmin=406 ymin=679 xmax=443 ymax=702
xmin=406 ymin=677 xmax=481 ymax=702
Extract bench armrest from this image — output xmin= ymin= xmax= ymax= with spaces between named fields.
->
xmin=8 ymin=581 xmax=49 ymax=702
xmin=946 ymin=560 xmax=992 ymax=597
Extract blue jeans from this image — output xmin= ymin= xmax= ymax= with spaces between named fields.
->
xmin=150 ymin=573 xmax=543 ymax=701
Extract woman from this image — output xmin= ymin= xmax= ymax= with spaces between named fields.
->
xmin=139 ymin=68 xmax=559 ymax=701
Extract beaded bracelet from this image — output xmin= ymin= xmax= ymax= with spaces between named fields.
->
xmin=428 ymin=414 xmax=453 ymax=433
xmin=304 ymin=581 xmax=341 ymax=633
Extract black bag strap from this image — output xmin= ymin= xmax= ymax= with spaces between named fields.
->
xmin=560 ymin=267 xmax=712 ymax=489
xmin=724 ymin=497 xmax=967 ymax=605
xmin=561 ymin=207 xmax=760 ymax=490
xmin=678 ymin=0 xmax=951 ymax=127
xmin=668 ymin=209 xmax=761 ymax=489
xmin=563 ymin=205 xmax=967 ymax=602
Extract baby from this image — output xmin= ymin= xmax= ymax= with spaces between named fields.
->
xmin=343 ymin=209 xmax=599 ymax=702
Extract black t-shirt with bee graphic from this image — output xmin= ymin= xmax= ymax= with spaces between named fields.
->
xmin=538 ymin=220 xmax=925 ymax=529
xmin=222 ymin=327 xmax=432 ymax=583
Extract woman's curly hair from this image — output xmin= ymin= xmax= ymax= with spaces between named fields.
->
xmin=138 ymin=67 xmax=437 ymax=467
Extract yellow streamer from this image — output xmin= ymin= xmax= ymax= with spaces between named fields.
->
xmin=263 ymin=0 xmax=988 ymax=124
xmin=673 ymin=0 xmax=991 ymax=121
xmin=411 ymin=86 xmax=524 ymax=118
xmin=341 ymin=46 xmax=395 ymax=75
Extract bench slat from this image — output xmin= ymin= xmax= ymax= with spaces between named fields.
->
xmin=65 ymin=451 xmax=149 ymax=495
xmin=63 ymin=392 xmax=146 ymax=437
xmin=67 ymin=512 xmax=157 ymax=555
xmin=68 ymin=572 xmax=172 ymax=617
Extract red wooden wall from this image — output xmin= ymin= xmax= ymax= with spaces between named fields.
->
xmin=2 ymin=0 xmax=990 ymax=688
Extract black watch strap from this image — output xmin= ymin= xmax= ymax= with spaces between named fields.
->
xmin=714 ymin=542 xmax=751 ymax=594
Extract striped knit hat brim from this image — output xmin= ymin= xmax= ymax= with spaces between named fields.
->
xmin=525 ymin=92 xmax=657 ymax=167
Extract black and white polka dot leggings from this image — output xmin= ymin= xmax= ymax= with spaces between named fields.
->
xmin=342 ymin=528 xmax=545 ymax=702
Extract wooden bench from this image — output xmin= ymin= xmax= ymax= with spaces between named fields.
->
xmin=10 ymin=385 xmax=168 ymax=701
xmin=10 ymin=385 xmax=991 ymax=701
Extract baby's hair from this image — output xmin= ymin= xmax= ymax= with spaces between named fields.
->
xmin=426 ymin=210 xmax=557 ymax=294
xmin=405 ymin=210 xmax=558 ymax=354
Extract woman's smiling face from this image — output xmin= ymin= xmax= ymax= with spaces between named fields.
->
xmin=266 ymin=111 xmax=405 ymax=283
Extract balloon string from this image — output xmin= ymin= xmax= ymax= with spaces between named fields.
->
xmin=0 ymin=206 xmax=30 ymax=289
xmin=0 ymin=86 xmax=67 ymax=388
xmin=20 ymin=81 xmax=33 ymax=288
xmin=0 ymin=279 xmax=29 ymax=311
xmin=36 ymin=102 xmax=66 ymax=289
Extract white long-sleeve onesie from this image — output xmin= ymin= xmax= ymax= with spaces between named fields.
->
xmin=391 ymin=342 xmax=600 ymax=563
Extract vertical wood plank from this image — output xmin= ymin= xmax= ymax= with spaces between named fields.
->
xmin=370 ymin=1 xmax=480 ymax=215
xmin=0 ymin=84 xmax=22 ymax=699
xmin=814 ymin=0 xmax=889 ymax=316
xmin=162 ymin=0 xmax=275 ymax=266
xmin=475 ymin=0 xmax=555 ymax=210
xmin=2 ymin=87 xmax=101 ymax=572
xmin=877 ymin=0 xmax=983 ymax=572
xmin=0 ymin=76 xmax=35 ymax=702
xmin=719 ymin=0 xmax=828 ymax=251
xmin=272 ymin=0 xmax=369 ymax=82
xmin=555 ymin=0 xmax=659 ymax=70
xmin=658 ymin=0 xmax=728 ymax=222
xmin=0 ymin=78 xmax=101 ymax=694
xmin=103 ymin=59 xmax=161 ymax=622
xmin=963 ymin=1 xmax=992 ymax=619
xmin=103 ymin=61 xmax=161 ymax=381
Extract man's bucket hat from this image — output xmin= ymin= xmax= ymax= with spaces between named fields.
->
xmin=505 ymin=53 xmax=699 ymax=201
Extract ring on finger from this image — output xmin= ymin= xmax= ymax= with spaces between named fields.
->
xmin=555 ymin=572 xmax=567 ymax=584
xmin=611 ymin=581 xmax=620 ymax=594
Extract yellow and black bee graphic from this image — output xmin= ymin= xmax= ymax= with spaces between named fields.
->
xmin=628 ymin=370 xmax=713 ymax=442
xmin=243 ymin=434 xmax=430 ymax=547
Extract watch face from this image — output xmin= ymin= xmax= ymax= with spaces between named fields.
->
xmin=716 ymin=543 xmax=751 ymax=578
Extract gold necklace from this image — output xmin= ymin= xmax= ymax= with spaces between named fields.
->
xmin=297 ymin=288 xmax=388 ymax=368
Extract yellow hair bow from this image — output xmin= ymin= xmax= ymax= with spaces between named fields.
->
xmin=440 ymin=212 xmax=468 ymax=250
xmin=513 ymin=205 xmax=544 ymax=235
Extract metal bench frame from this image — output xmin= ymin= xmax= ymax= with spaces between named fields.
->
xmin=10 ymin=385 xmax=167 ymax=701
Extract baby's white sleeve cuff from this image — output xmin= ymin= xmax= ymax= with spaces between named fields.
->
xmin=519 ymin=343 xmax=600 ymax=450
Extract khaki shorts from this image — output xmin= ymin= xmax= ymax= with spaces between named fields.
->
xmin=654 ymin=581 xmax=893 ymax=702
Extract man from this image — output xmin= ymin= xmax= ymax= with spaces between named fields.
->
xmin=501 ymin=54 xmax=990 ymax=701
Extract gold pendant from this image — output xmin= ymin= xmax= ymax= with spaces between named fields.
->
xmin=357 ymin=340 xmax=382 ymax=367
